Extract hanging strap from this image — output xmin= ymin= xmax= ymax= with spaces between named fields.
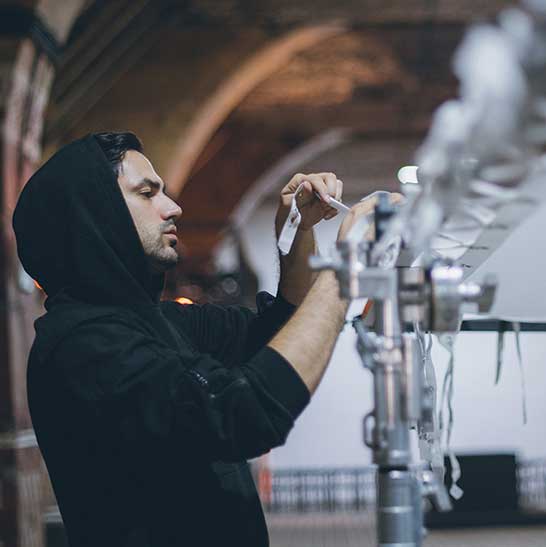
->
xmin=277 ymin=183 xmax=305 ymax=256
xmin=495 ymin=322 xmax=506 ymax=385
xmin=513 ymin=321 xmax=528 ymax=425
xmin=437 ymin=331 xmax=464 ymax=500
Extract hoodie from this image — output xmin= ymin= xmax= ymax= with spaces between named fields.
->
xmin=12 ymin=134 xmax=310 ymax=547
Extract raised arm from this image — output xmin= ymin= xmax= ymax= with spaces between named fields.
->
xmin=270 ymin=196 xmax=391 ymax=394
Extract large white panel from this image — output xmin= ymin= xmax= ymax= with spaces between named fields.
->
xmin=233 ymin=203 xmax=546 ymax=469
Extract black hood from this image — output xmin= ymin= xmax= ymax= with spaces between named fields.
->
xmin=13 ymin=134 xmax=165 ymax=310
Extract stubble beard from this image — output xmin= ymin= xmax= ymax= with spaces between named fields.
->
xmin=141 ymin=228 xmax=179 ymax=273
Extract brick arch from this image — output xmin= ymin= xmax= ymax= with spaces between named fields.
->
xmin=164 ymin=25 xmax=355 ymax=277
xmin=171 ymin=22 xmax=466 ymax=277
xmin=164 ymin=23 xmax=347 ymax=197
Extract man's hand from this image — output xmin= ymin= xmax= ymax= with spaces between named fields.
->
xmin=277 ymin=172 xmax=343 ymax=232
xmin=270 ymin=189 xmax=403 ymax=394
xmin=275 ymin=172 xmax=342 ymax=306
xmin=337 ymin=192 xmax=404 ymax=241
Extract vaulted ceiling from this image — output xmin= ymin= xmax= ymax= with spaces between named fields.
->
xmin=7 ymin=0 xmax=513 ymax=280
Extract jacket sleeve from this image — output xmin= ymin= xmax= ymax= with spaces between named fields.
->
xmin=162 ymin=292 xmax=296 ymax=366
xmin=52 ymin=316 xmax=310 ymax=462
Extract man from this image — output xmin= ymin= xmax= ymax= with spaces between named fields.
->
xmin=13 ymin=132 xmax=385 ymax=547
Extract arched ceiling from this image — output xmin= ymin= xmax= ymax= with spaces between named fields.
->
xmin=38 ymin=0 xmax=513 ymax=281
xmin=172 ymin=24 xmax=462 ymax=274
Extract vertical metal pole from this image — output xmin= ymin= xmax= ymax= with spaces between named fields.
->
xmin=371 ymin=297 xmax=422 ymax=547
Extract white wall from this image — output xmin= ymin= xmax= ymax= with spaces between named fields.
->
xmin=224 ymin=204 xmax=546 ymax=469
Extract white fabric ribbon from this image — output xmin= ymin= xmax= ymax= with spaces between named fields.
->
xmin=277 ymin=184 xmax=305 ymax=256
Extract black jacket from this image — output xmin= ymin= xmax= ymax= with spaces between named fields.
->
xmin=12 ymin=135 xmax=310 ymax=547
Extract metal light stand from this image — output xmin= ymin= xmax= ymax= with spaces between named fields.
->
xmin=308 ymin=0 xmax=546 ymax=541
xmin=310 ymin=198 xmax=497 ymax=547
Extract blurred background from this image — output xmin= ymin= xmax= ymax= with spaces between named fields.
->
xmin=2 ymin=0 xmax=546 ymax=546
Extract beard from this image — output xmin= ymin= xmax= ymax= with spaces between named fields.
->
xmin=140 ymin=225 xmax=179 ymax=273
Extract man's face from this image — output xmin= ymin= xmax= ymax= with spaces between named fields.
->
xmin=118 ymin=150 xmax=182 ymax=273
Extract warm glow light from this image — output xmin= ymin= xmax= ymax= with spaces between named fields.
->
xmin=397 ymin=165 xmax=419 ymax=185
xmin=175 ymin=297 xmax=194 ymax=305
xmin=33 ymin=280 xmax=43 ymax=291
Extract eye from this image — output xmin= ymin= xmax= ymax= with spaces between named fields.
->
xmin=140 ymin=191 xmax=153 ymax=198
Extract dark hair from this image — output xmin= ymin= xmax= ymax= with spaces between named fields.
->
xmin=93 ymin=131 xmax=143 ymax=175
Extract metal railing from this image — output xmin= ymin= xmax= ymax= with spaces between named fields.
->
xmin=518 ymin=459 xmax=546 ymax=511
xmin=265 ymin=459 xmax=546 ymax=514
xmin=265 ymin=467 xmax=376 ymax=513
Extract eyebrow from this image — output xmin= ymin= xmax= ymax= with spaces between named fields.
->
xmin=135 ymin=178 xmax=163 ymax=191
xmin=135 ymin=178 xmax=175 ymax=199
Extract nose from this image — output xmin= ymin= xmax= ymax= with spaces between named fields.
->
xmin=161 ymin=195 xmax=182 ymax=221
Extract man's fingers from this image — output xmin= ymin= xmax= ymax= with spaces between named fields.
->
xmin=283 ymin=173 xmax=305 ymax=193
xmin=322 ymin=173 xmax=338 ymax=200
xmin=304 ymin=174 xmax=331 ymax=204
xmin=338 ymin=191 xmax=402 ymax=241
xmin=350 ymin=197 xmax=378 ymax=216
xmin=351 ymin=191 xmax=403 ymax=215
xmin=390 ymin=192 xmax=404 ymax=205
xmin=335 ymin=178 xmax=343 ymax=202
xmin=284 ymin=172 xmax=344 ymax=205
xmin=303 ymin=173 xmax=342 ymax=202
xmin=316 ymin=172 xmax=343 ymax=204
xmin=282 ymin=172 xmax=346 ymax=225
xmin=284 ymin=173 xmax=345 ymax=196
